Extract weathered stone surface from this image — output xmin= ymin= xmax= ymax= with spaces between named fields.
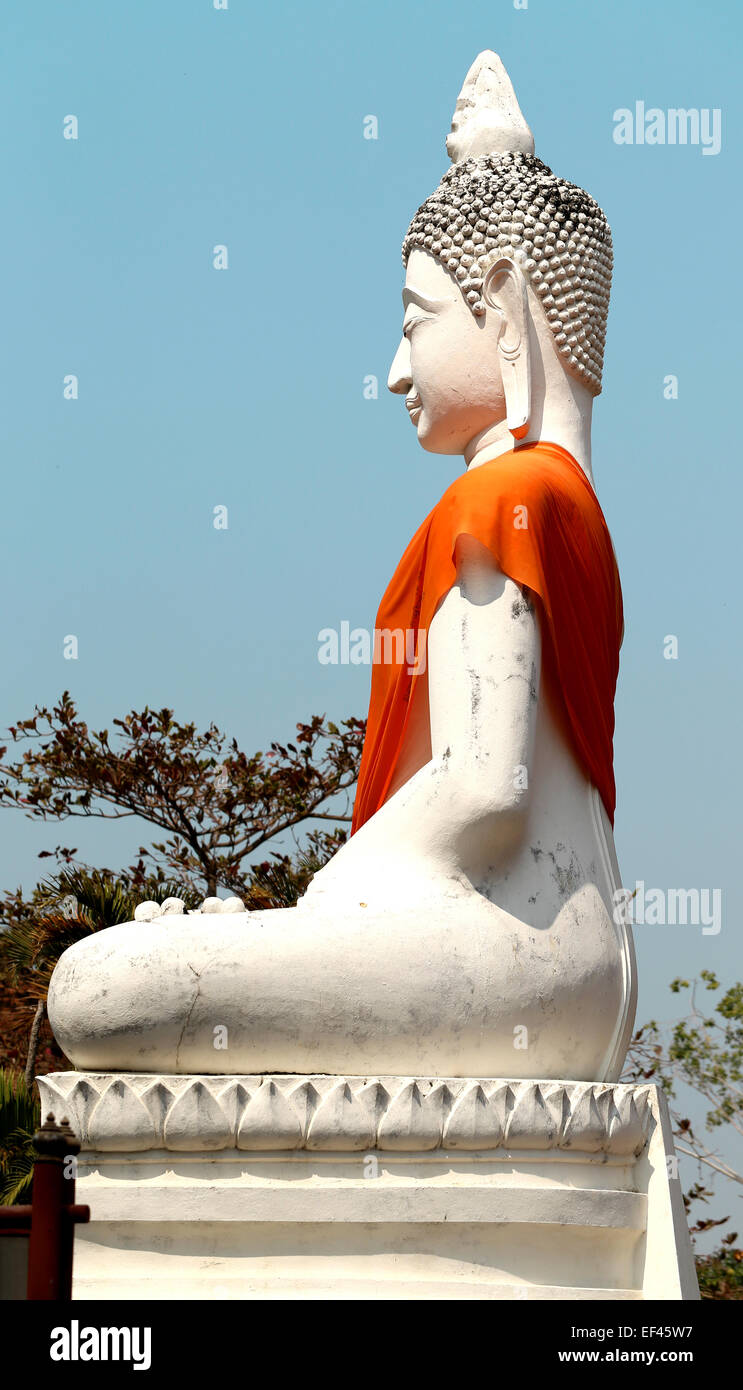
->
xmin=37 ymin=1073 xmax=653 ymax=1155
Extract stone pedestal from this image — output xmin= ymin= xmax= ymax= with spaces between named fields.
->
xmin=37 ymin=1073 xmax=698 ymax=1301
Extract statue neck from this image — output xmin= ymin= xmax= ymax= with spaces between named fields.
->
xmin=464 ymin=374 xmax=595 ymax=485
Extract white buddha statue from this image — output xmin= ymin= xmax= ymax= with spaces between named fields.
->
xmin=47 ymin=53 xmax=636 ymax=1085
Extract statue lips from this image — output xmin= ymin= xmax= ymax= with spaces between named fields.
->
xmin=406 ymin=394 xmax=423 ymax=425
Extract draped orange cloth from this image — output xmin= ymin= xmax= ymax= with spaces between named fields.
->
xmin=351 ymin=442 xmax=623 ymax=833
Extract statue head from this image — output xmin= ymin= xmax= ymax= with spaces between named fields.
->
xmin=388 ymin=53 xmax=612 ymax=458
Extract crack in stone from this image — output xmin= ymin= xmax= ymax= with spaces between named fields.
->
xmin=175 ymin=962 xmax=203 ymax=1071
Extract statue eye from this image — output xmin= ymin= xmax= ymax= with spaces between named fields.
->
xmin=404 ymin=316 xmax=426 ymax=339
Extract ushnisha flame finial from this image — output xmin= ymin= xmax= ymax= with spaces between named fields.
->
xmin=446 ymin=50 xmax=535 ymax=163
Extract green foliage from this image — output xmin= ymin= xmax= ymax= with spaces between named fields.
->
xmin=0 ymin=694 xmax=365 ymax=897
xmin=0 ymin=865 xmax=208 ymax=1077
xmin=243 ymin=829 xmax=348 ymax=909
xmin=627 ymin=972 xmax=743 ymax=1137
xmin=0 ymin=1068 xmax=37 ymax=1136
xmin=0 ymin=865 xmax=203 ymax=1004
xmin=626 ymin=974 xmax=743 ymax=1296
xmin=0 ymin=1068 xmax=39 ymax=1204
xmin=0 ymin=699 xmax=366 ymax=1189
xmin=695 ymin=1240 xmax=743 ymax=1300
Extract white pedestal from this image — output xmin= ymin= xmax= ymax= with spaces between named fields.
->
xmin=38 ymin=1074 xmax=698 ymax=1301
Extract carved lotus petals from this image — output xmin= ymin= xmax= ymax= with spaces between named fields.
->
xmin=484 ymin=1083 xmax=512 ymax=1133
xmin=428 ymin=1082 xmax=453 ymax=1132
xmin=237 ymin=1080 xmax=303 ymax=1150
xmin=558 ymin=1082 xmax=605 ymax=1151
xmin=35 ymin=1074 xmax=68 ymax=1111
xmin=164 ymin=1080 xmax=232 ymax=1151
xmin=64 ymin=1076 xmax=104 ymax=1143
xmin=444 ymin=1082 xmax=502 ymax=1148
xmin=89 ymin=1078 xmax=158 ymax=1151
xmin=216 ymin=1081 xmax=252 ymax=1143
xmin=38 ymin=1074 xmax=654 ymax=1156
xmin=307 ymin=1081 xmax=384 ymax=1151
xmin=607 ymin=1086 xmax=649 ymax=1156
xmin=220 ymin=896 xmax=245 ymax=914
xmin=504 ymin=1083 xmax=560 ymax=1149
xmin=140 ymin=1081 xmax=175 ymax=1141
xmin=286 ymin=1080 xmax=320 ymax=1135
xmin=200 ymin=897 xmax=223 ymax=914
xmin=589 ymin=1083 xmax=615 ymax=1137
xmin=378 ymin=1081 xmax=445 ymax=1150
xmin=37 ymin=1076 xmax=81 ymax=1132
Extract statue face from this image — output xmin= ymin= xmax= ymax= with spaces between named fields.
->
xmin=388 ymin=248 xmax=506 ymax=456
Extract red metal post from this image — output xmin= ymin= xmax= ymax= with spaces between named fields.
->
xmin=26 ymin=1113 xmax=82 ymax=1300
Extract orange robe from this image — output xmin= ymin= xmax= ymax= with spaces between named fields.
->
xmin=351 ymin=442 xmax=623 ymax=833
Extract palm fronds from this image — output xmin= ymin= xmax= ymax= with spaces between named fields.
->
xmin=0 ymin=1068 xmax=39 ymax=1204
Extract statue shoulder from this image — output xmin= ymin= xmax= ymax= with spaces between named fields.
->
xmin=437 ymin=445 xmax=589 ymax=526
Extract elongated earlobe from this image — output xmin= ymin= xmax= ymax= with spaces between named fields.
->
xmin=483 ymin=258 xmax=531 ymax=439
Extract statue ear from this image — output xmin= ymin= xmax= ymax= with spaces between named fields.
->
xmin=482 ymin=257 xmax=531 ymax=440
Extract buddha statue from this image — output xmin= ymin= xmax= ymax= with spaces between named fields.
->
xmin=47 ymin=52 xmax=636 ymax=1085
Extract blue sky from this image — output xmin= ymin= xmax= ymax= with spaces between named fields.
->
xmin=1 ymin=1 xmax=741 ymax=1206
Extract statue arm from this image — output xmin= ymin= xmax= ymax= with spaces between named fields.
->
xmin=304 ymin=534 xmax=540 ymax=902
xmin=423 ymin=533 xmax=540 ymax=871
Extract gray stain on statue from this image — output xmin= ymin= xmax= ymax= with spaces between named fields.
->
xmin=511 ymin=595 xmax=531 ymax=620
xmin=529 ymin=662 xmax=538 ymax=702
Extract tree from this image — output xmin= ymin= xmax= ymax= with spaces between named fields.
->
xmin=0 ymin=865 xmax=202 ymax=1081
xmin=0 ymin=693 xmax=365 ymax=897
xmin=695 ymin=1243 xmax=743 ymax=1300
xmin=625 ymin=972 xmax=743 ymax=1194
xmin=0 ymin=1068 xmax=39 ymax=1205
xmin=625 ymin=972 xmax=743 ymax=1295
xmin=0 ymin=697 xmax=366 ymax=1083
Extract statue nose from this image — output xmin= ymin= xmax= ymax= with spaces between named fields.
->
xmin=388 ymin=338 xmax=412 ymax=395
